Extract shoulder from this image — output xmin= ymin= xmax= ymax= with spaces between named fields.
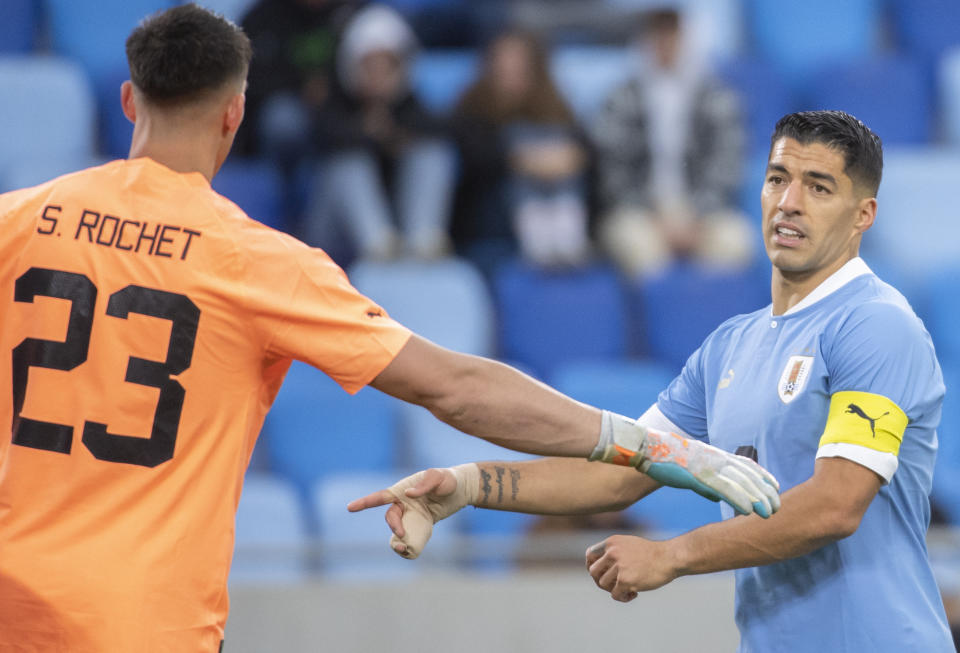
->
xmin=218 ymin=197 xmax=345 ymax=280
xmin=0 ymin=164 xmax=105 ymax=216
xmin=822 ymin=275 xmax=938 ymax=379
xmin=834 ymin=276 xmax=927 ymax=343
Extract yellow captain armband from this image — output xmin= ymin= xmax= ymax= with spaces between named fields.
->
xmin=818 ymin=391 xmax=909 ymax=456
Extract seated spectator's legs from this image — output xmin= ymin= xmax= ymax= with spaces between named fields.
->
xmin=696 ymin=209 xmax=755 ymax=270
xmin=306 ymin=149 xmax=398 ymax=259
xmin=512 ymin=178 xmax=589 ymax=267
xmin=395 ymin=138 xmax=456 ymax=258
xmin=506 ymin=124 xmax=590 ymax=267
xmin=599 ymin=206 xmax=672 ymax=279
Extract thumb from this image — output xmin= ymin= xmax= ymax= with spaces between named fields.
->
xmin=404 ymin=468 xmax=455 ymax=499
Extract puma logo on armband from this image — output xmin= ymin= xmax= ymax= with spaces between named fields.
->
xmin=844 ymin=403 xmax=889 ymax=438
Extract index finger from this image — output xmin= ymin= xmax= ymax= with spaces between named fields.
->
xmin=585 ymin=541 xmax=606 ymax=567
xmin=737 ymin=455 xmax=780 ymax=491
xmin=347 ymin=489 xmax=396 ymax=512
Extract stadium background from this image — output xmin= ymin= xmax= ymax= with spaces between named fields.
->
xmin=1 ymin=0 xmax=958 ymax=649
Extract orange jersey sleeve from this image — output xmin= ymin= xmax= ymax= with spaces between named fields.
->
xmin=0 ymin=158 xmax=410 ymax=651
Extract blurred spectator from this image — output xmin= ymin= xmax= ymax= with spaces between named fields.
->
xmin=593 ymin=8 xmax=753 ymax=279
xmin=304 ymin=3 xmax=455 ymax=261
xmin=451 ymin=30 xmax=591 ymax=270
xmin=239 ymin=0 xmax=360 ymax=165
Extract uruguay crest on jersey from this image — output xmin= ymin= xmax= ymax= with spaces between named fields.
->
xmin=778 ymin=355 xmax=813 ymax=403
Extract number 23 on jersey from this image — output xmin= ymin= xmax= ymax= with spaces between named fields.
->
xmin=10 ymin=266 xmax=200 ymax=468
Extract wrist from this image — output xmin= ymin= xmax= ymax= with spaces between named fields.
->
xmin=665 ymin=534 xmax=692 ymax=579
xmin=589 ymin=410 xmax=648 ymax=466
xmin=449 ymin=463 xmax=480 ymax=507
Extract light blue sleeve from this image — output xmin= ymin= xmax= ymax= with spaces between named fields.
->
xmin=826 ymin=299 xmax=943 ymax=418
xmin=657 ymin=341 xmax=710 ymax=442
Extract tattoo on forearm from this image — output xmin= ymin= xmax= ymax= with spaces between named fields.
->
xmin=495 ymin=466 xmax=505 ymax=503
xmin=480 ymin=469 xmax=492 ymax=505
xmin=510 ymin=469 xmax=520 ymax=501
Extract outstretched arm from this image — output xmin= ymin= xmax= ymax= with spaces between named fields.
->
xmin=370 ymin=335 xmax=603 ymax=458
xmin=348 ymin=458 xmax=660 ymax=558
xmin=585 ymin=457 xmax=882 ymax=601
xmin=369 ymin=335 xmax=780 ymax=517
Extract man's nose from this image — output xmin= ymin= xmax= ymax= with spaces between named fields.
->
xmin=778 ymin=180 xmax=804 ymax=215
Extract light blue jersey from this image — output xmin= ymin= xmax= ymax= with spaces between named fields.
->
xmin=655 ymin=258 xmax=952 ymax=652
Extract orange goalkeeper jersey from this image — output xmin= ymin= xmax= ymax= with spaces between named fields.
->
xmin=0 ymin=158 xmax=411 ymax=652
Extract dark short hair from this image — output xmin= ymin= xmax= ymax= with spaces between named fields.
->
xmin=771 ymin=110 xmax=883 ymax=196
xmin=641 ymin=8 xmax=681 ymax=35
xmin=126 ymin=3 xmax=252 ymax=105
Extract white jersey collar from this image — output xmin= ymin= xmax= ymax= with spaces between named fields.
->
xmin=781 ymin=257 xmax=873 ymax=316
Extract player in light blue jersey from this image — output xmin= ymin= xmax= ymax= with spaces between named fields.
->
xmin=350 ymin=110 xmax=953 ymax=651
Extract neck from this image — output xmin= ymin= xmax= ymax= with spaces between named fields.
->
xmin=770 ymin=255 xmax=854 ymax=315
xmin=127 ymin=112 xmax=221 ymax=182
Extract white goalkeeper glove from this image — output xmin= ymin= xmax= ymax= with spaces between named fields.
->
xmin=589 ymin=410 xmax=781 ymax=517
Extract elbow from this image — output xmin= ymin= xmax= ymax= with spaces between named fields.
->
xmin=821 ymin=507 xmax=864 ymax=541
xmin=420 ymin=355 xmax=483 ymax=425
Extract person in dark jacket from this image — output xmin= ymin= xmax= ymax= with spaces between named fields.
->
xmin=304 ymin=3 xmax=455 ymax=262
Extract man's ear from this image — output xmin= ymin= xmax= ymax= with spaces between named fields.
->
xmin=121 ymin=81 xmax=137 ymax=123
xmin=854 ymin=196 xmax=877 ymax=234
xmin=223 ymin=92 xmax=245 ymax=135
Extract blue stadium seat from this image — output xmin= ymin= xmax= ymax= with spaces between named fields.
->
xmin=550 ymin=359 xmax=676 ymax=419
xmin=46 ymin=0 xmax=174 ymax=157
xmin=231 ymin=473 xmax=310 ymax=584
xmin=0 ymin=56 xmax=97 ymax=189
xmin=410 ymin=49 xmax=479 ymax=115
xmin=889 ymin=0 xmax=960 ymax=65
xmin=924 ymin=266 xmax=960 ymax=367
xmin=46 ymin=0 xmax=174 ymax=83
xmin=211 ymin=158 xmax=287 ymax=231
xmin=859 ymin=148 xmax=960 ymax=298
xmin=97 ymin=64 xmax=134 ymax=159
xmin=743 ymin=0 xmax=882 ymax=81
xmin=716 ymin=57 xmax=799 ymax=153
xmin=0 ymin=0 xmax=40 ymax=53
xmin=312 ymin=471 xmax=463 ymax=579
xmin=550 ymin=46 xmax=632 ymax=122
xmin=261 ymin=361 xmax=400 ymax=524
xmin=348 ymin=258 xmax=495 ymax=356
xmin=933 ymin=363 xmax=960 ymax=525
xmin=493 ymin=260 xmax=629 ymax=379
xmin=942 ymin=47 xmax=960 ymax=147
xmin=400 ymin=402 xmax=536 ymax=471
xmin=802 ymin=55 xmax=932 ymax=146
xmin=636 ymin=261 xmax=769 ymax=372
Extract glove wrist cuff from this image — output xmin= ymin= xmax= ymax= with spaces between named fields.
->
xmin=590 ymin=410 xmax=649 ymax=467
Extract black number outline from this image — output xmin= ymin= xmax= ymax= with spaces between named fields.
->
xmin=12 ymin=268 xmax=96 ymax=454
xmin=11 ymin=269 xmax=200 ymax=468
xmin=82 ymin=286 xmax=200 ymax=468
